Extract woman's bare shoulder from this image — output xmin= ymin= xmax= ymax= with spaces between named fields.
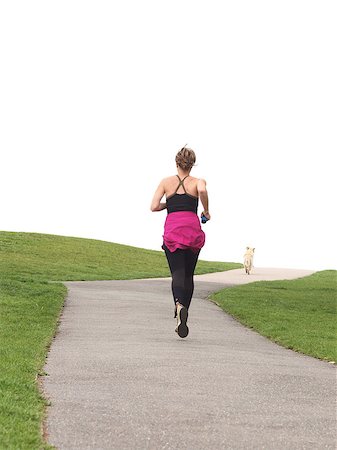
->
xmin=187 ymin=175 xmax=204 ymax=185
xmin=162 ymin=175 xmax=179 ymax=184
xmin=188 ymin=175 xmax=199 ymax=182
xmin=156 ymin=176 xmax=174 ymax=185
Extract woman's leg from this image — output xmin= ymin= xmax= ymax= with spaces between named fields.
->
xmin=163 ymin=245 xmax=200 ymax=311
xmin=163 ymin=246 xmax=187 ymax=309
xmin=163 ymin=246 xmax=199 ymax=338
xmin=184 ymin=249 xmax=201 ymax=310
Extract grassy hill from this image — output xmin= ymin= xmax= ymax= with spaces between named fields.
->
xmin=0 ymin=231 xmax=241 ymax=449
xmin=0 ymin=231 xmax=241 ymax=281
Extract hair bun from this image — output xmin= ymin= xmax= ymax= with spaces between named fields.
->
xmin=175 ymin=147 xmax=196 ymax=171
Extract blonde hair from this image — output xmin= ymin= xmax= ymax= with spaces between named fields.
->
xmin=175 ymin=146 xmax=196 ymax=171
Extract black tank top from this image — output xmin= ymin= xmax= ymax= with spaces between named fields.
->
xmin=166 ymin=175 xmax=198 ymax=214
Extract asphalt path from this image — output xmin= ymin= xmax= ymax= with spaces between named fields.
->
xmin=43 ymin=268 xmax=336 ymax=449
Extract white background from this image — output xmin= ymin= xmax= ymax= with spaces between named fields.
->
xmin=1 ymin=1 xmax=336 ymax=270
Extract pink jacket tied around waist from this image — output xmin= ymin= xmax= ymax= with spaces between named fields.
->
xmin=163 ymin=211 xmax=205 ymax=253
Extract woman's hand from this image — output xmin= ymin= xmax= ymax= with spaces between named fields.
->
xmin=156 ymin=202 xmax=167 ymax=211
xmin=202 ymin=211 xmax=211 ymax=221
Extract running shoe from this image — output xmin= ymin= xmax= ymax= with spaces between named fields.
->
xmin=176 ymin=303 xmax=189 ymax=338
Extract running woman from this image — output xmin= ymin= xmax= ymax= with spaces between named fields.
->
xmin=150 ymin=146 xmax=211 ymax=338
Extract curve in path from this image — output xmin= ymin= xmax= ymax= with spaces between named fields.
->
xmin=43 ymin=268 xmax=336 ymax=449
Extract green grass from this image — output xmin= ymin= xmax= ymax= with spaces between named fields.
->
xmin=0 ymin=279 xmax=66 ymax=449
xmin=211 ymin=270 xmax=337 ymax=362
xmin=0 ymin=231 xmax=240 ymax=282
xmin=0 ymin=231 xmax=241 ymax=449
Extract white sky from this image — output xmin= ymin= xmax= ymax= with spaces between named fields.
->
xmin=1 ymin=1 xmax=336 ymax=270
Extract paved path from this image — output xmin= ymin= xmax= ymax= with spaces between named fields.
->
xmin=43 ymin=268 xmax=336 ymax=449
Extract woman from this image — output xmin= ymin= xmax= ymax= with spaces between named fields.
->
xmin=150 ymin=146 xmax=211 ymax=338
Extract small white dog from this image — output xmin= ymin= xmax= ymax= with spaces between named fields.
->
xmin=244 ymin=247 xmax=255 ymax=275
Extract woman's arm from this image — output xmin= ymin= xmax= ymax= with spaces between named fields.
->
xmin=150 ymin=179 xmax=167 ymax=212
xmin=197 ymin=178 xmax=211 ymax=220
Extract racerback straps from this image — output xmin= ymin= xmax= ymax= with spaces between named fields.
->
xmin=174 ymin=175 xmax=189 ymax=194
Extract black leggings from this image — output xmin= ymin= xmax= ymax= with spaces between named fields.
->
xmin=163 ymin=245 xmax=200 ymax=310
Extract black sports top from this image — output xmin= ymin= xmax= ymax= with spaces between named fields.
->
xmin=166 ymin=175 xmax=198 ymax=214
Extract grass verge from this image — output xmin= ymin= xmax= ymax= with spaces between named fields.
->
xmin=211 ymin=270 xmax=337 ymax=362
xmin=0 ymin=231 xmax=241 ymax=449
xmin=0 ymin=279 xmax=66 ymax=449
